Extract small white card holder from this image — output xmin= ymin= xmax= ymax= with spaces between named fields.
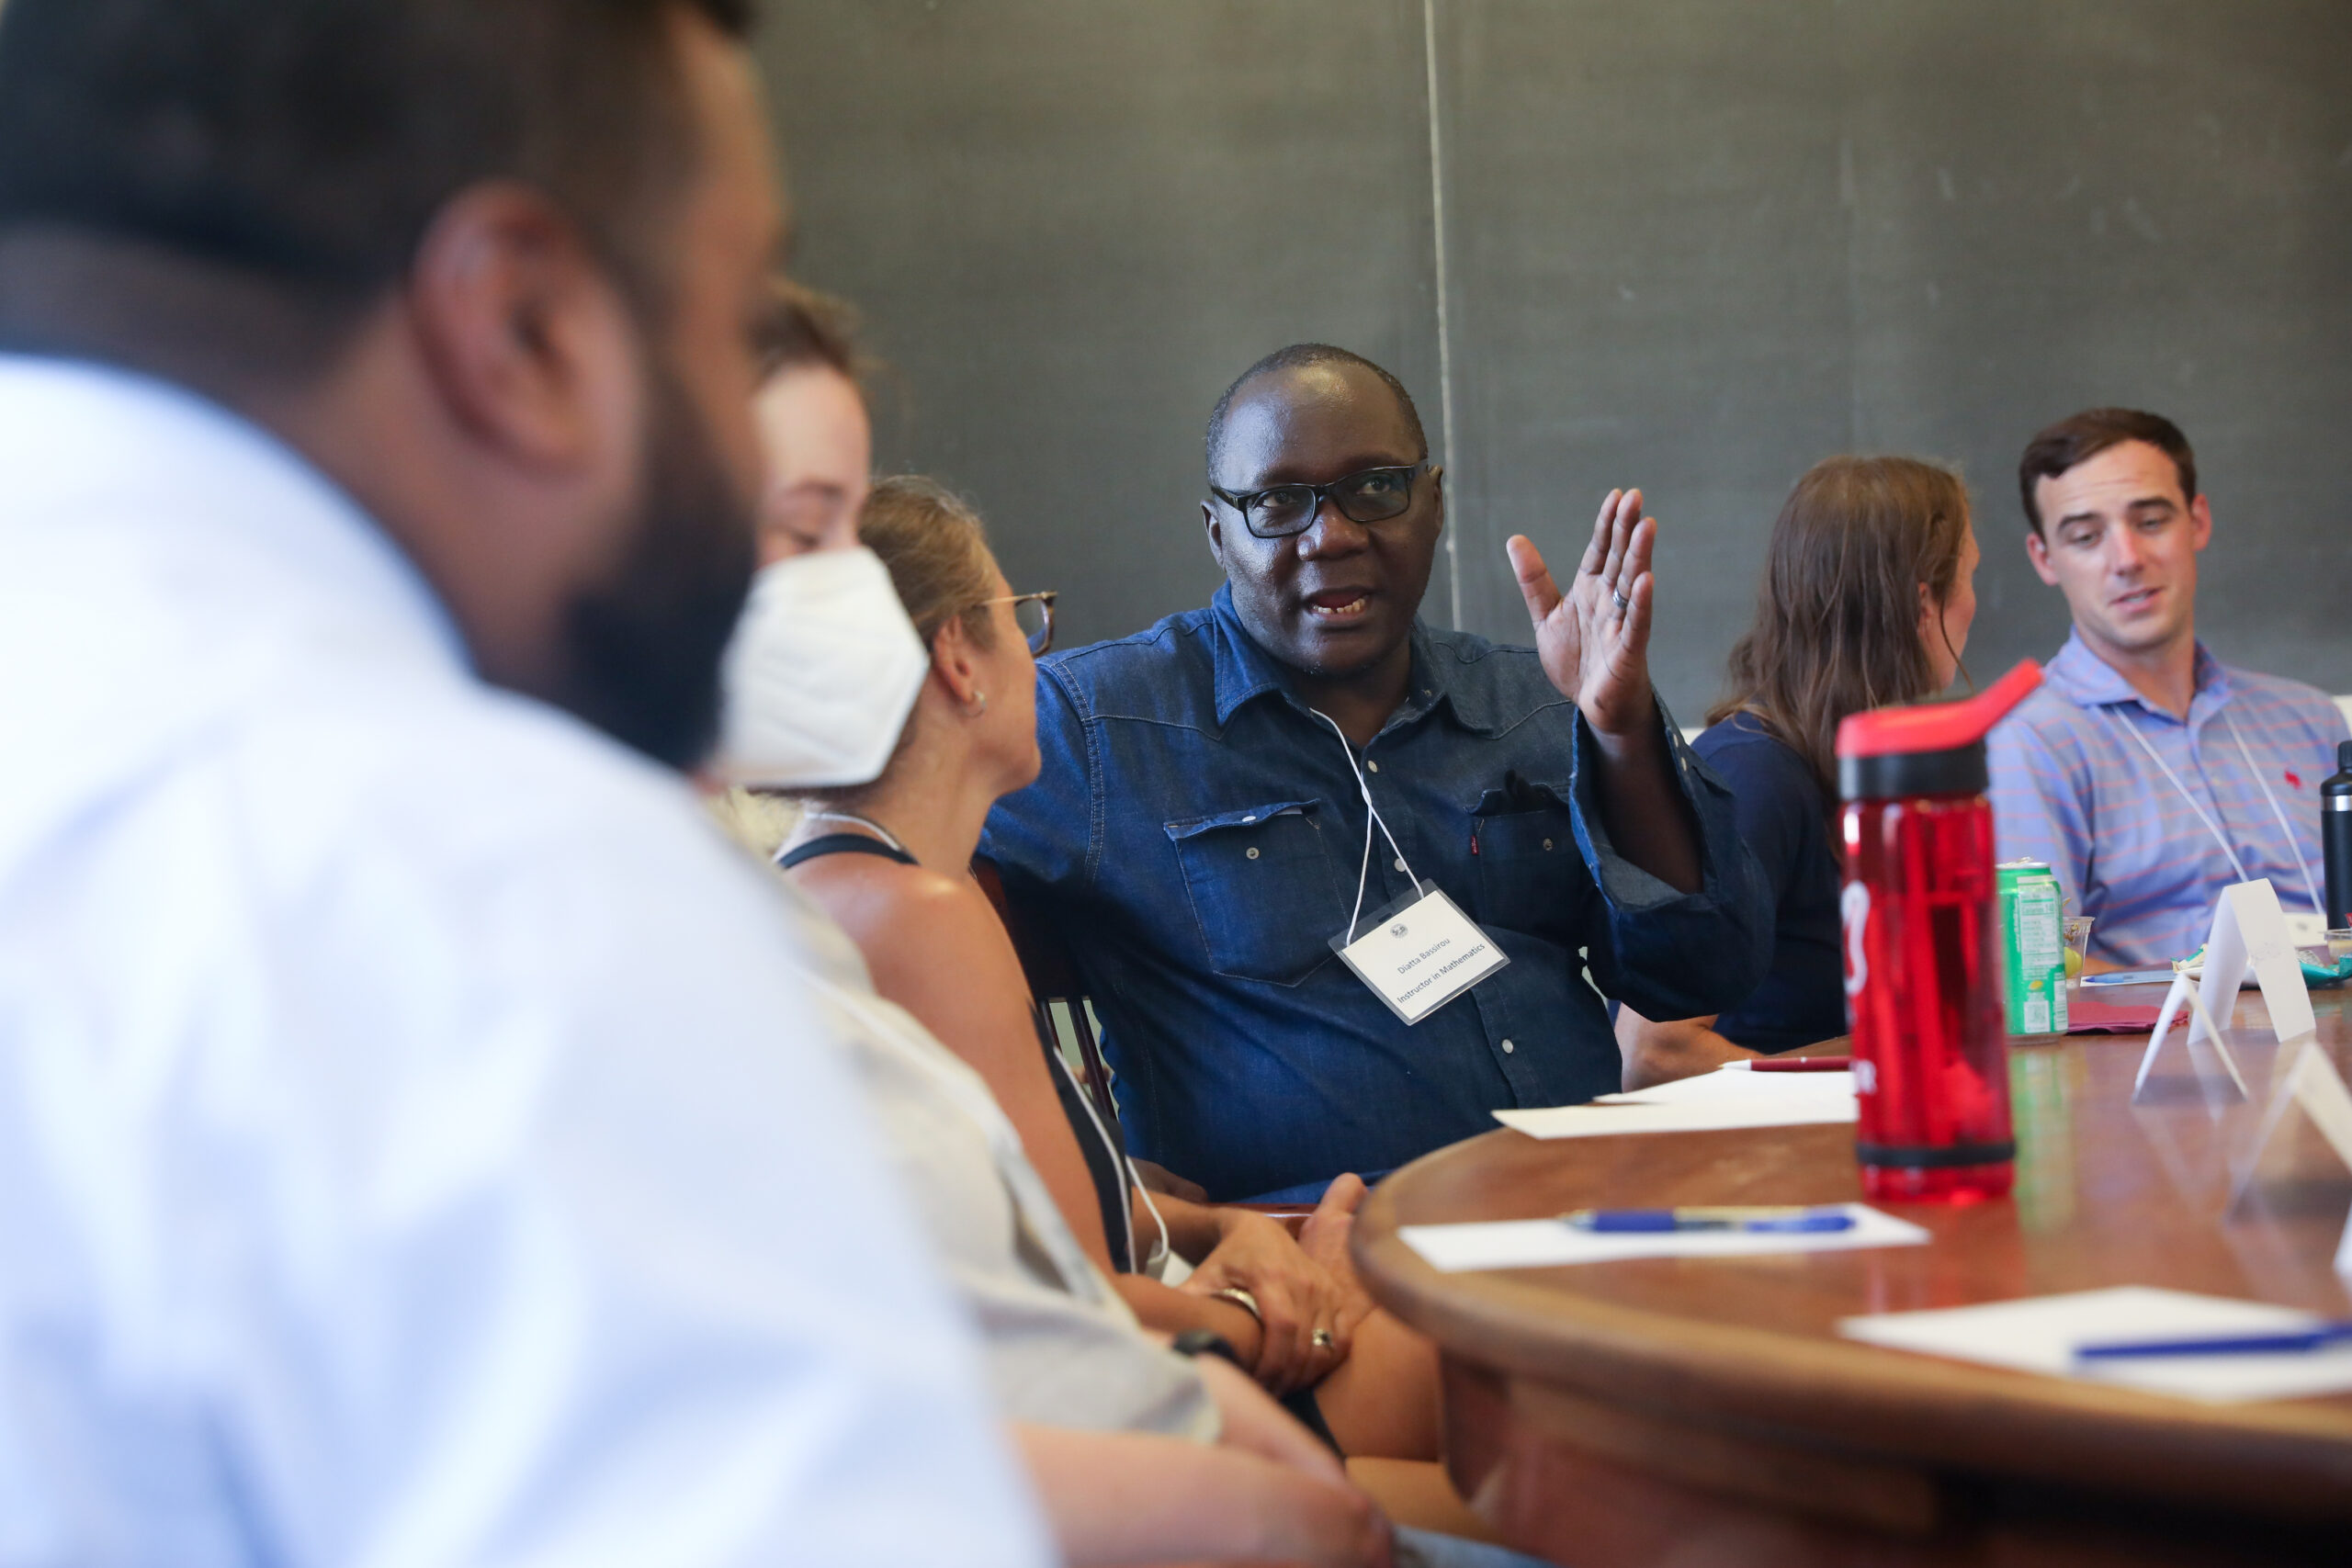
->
xmin=2132 ymin=879 xmax=2314 ymax=1104
xmin=1332 ymin=880 xmax=1510 ymax=1026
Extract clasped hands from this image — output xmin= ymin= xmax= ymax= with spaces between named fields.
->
xmin=1179 ymin=1172 xmax=1376 ymax=1395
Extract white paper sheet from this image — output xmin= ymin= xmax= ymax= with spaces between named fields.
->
xmin=1497 ymin=1060 xmax=1857 ymax=1139
xmin=1838 ymin=1285 xmax=2352 ymax=1403
xmin=1400 ymin=1203 xmax=1928 ymax=1272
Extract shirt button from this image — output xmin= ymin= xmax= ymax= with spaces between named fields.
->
xmin=1542 ymin=838 xmax=1554 ymax=851
xmin=1501 ymin=1038 xmax=1516 ymax=1055
xmin=1393 ymin=857 xmax=1408 ymax=872
xmin=1366 ymin=760 xmax=1380 ymax=773
xmin=1246 ymin=847 xmax=1260 ymax=860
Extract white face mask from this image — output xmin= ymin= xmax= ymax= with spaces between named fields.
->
xmin=711 ymin=547 xmax=930 ymax=790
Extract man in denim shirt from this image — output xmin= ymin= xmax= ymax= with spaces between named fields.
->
xmin=983 ymin=345 xmax=1770 ymax=1201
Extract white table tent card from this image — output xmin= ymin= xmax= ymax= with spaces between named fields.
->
xmin=2132 ymin=879 xmax=2313 ymax=1104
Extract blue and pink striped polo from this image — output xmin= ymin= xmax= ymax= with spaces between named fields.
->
xmin=1986 ymin=631 xmax=2349 ymax=966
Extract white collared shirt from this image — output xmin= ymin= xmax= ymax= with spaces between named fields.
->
xmin=0 ymin=358 xmax=1051 ymax=1567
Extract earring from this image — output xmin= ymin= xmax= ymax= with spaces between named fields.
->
xmin=967 ymin=691 xmax=989 ymax=718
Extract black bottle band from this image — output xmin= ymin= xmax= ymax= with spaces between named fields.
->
xmin=1855 ymin=1139 xmax=2017 ymax=1168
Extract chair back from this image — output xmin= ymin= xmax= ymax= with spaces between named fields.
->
xmin=971 ymin=856 xmax=1122 ymax=1135
xmin=972 ymin=857 xmax=1317 ymax=1232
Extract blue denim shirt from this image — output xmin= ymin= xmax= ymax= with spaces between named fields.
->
xmin=980 ymin=586 xmax=1771 ymax=1201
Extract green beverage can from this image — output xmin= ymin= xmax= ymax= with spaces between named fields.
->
xmin=1996 ymin=858 xmax=2067 ymax=1035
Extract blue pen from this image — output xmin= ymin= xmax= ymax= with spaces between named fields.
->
xmin=1563 ymin=1205 xmax=1855 ymax=1235
xmin=2073 ymin=1323 xmax=2352 ymax=1361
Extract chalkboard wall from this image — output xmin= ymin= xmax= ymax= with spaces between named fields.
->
xmin=758 ymin=1 xmax=2352 ymax=720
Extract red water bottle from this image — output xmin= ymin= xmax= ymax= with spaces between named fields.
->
xmin=1837 ymin=661 xmax=2043 ymax=1204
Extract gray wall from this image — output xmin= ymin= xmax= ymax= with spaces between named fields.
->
xmin=758 ymin=1 xmax=2352 ymax=720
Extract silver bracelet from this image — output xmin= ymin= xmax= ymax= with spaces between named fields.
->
xmin=1211 ymin=1285 xmax=1262 ymax=1324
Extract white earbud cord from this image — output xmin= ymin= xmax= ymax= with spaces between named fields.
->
xmin=1312 ymin=708 xmax=1420 ymax=942
xmin=1127 ymin=1167 xmax=1173 ymax=1276
xmin=802 ymin=808 xmax=910 ymax=858
xmin=2222 ymin=709 xmax=2324 ymax=913
xmin=1042 ymin=1042 xmax=1159 ymax=1273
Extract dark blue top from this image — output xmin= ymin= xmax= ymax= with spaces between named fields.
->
xmin=979 ymin=584 xmax=1772 ymax=1201
xmin=1689 ymin=713 xmax=1848 ymax=1054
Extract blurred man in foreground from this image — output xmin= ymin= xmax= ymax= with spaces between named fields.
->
xmin=0 ymin=2 xmax=1050 ymax=1562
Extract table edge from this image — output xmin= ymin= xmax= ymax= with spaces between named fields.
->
xmin=1356 ymin=1128 xmax=2352 ymax=1518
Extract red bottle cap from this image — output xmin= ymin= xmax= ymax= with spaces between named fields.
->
xmin=1836 ymin=660 xmax=2042 ymax=800
xmin=1837 ymin=660 xmax=2042 ymax=759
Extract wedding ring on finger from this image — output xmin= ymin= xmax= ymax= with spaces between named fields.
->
xmin=1611 ymin=588 xmax=1631 ymax=616
xmin=1311 ymin=1327 xmax=1336 ymax=1350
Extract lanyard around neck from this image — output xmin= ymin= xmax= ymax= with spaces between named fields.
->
xmin=2222 ymin=708 xmax=2322 ymax=911
xmin=2098 ymin=704 xmax=2320 ymax=909
xmin=2100 ymin=706 xmax=2247 ymax=883
xmin=1311 ymin=708 xmax=1420 ymax=942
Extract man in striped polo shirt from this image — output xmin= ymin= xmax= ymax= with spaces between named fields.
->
xmin=1987 ymin=408 xmax=2348 ymax=967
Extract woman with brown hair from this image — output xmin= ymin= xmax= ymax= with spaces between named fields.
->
xmin=1617 ymin=456 xmax=1981 ymax=1089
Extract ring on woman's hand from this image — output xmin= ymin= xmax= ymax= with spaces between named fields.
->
xmin=1611 ymin=588 xmax=1632 ymax=615
xmin=1311 ymin=1327 xmax=1336 ymax=1350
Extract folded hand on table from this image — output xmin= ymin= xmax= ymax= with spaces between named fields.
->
xmin=1182 ymin=1173 xmax=1379 ymax=1394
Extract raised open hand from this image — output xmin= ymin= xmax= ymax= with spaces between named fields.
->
xmin=1507 ymin=486 xmax=1664 ymax=739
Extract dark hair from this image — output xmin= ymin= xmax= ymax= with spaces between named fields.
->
xmin=2018 ymin=408 xmax=2198 ymax=537
xmin=1204 ymin=343 xmax=1428 ymax=483
xmin=754 ymin=277 xmax=868 ymax=384
xmin=1711 ymin=456 xmax=1973 ymax=794
xmin=0 ymin=0 xmax=753 ymax=371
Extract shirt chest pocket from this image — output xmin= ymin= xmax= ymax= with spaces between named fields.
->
xmin=1472 ymin=776 xmax=1581 ymax=935
xmin=1166 ymin=799 xmax=1343 ymax=987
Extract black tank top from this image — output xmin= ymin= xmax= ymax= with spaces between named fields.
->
xmin=777 ymin=833 xmax=1135 ymax=1271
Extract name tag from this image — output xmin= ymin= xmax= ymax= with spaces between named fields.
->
xmin=1331 ymin=882 xmax=1511 ymax=1025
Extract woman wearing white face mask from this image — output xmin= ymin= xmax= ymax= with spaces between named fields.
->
xmin=707 ymin=282 xmax=928 ymax=846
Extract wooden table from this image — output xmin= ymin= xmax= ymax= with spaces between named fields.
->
xmin=1354 ymin=987 xmax=2352 ymax=1567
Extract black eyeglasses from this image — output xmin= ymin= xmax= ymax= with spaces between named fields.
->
xmin=1208 ymin=462 xmax=1435 ymax=540
xmin=977 ymin=590 xmax=1057 ymax=655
